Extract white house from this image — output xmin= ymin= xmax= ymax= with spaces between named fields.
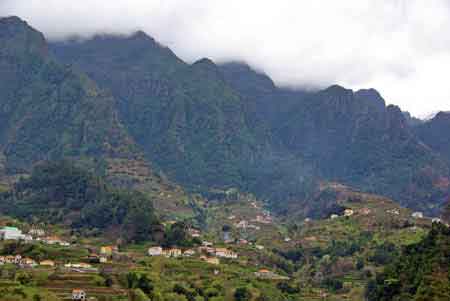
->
xmin=0 ymin=227 xmax=26 ymax=240
xmin=387 ymin=209 xmax=400 ymax=215
xmin=202 ymin=241 xmax=213 ymax=247
xmin=148 ymin=246 xmax=163 ymax=256
xmin=72 ymin=289 xmax=86 ymax=301
xmin=330 ymin=214 xmax=339 ymax=219
xmin=29 ymin=228 xmax=45 ymax=237
xmin=431 ymin=218 xmax=442 ymax=223
xmin=344 ymin=209 xmax=354 ymax=217
xmin=215 ymin=248 xmax=238 ymax=259
xmin=183 ymin=249 xmax=196 ymax=257
xmin=164 ymin=248 xmax=182 ymax=258
xmin=412 ymin=212 xmax=424 ymax=219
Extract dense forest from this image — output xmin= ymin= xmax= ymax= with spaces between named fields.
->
xmin=0 ymin=160 xmax=163 ymax=243
xmin=366 ymin=222 xmax=450 ymax=301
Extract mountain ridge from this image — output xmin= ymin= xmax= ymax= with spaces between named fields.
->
xmin=2 ymin=16 xmax=450 ymax=216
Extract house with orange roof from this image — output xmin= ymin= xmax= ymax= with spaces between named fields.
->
xmin=40 ymin=260 xmax=55 ymax=267
xmin=72 ymin=288 xmax=86 ymax=300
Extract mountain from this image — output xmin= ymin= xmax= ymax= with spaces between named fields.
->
xmin=0 ymin=16 xmax=187 ymax=202
xmin=403 ymin=111 xmax=423 ymax=127
xmin=218 ymin=64 xmax=450 ymax=213
xmin=0 ymin=17 xmax=139 ymax=172
xmin=415 ymin=112 xmax=450 ymax=163
xmin=1 ymin=16 xmax=448 ymax=215
xmin=281 ymin=87 xmax=450 ymax=212
xmin=50 ymin=34 xmax=262 ymax=191
xmin=50 ymin=32 xmax=450 ymax=214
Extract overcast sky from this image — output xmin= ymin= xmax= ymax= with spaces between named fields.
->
xmin=1 ymin=0 xmax=450 ymax=116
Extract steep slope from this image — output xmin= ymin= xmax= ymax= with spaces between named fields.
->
xmin=0 ymin=17 xmax=137 ymax=172
xmin=278 ymin=86 xmax=449 ymax=212
xmin=49 ymin=29 xmax=449 ymax=214
xmin=0 ymin=16 xmax=190 ymax=207
xmin=50 ymin=35 xmax=263 ymax=190
xmin=218 ymin=64 xmax=450 ymax=213
xmin=415 ymin=111 xmax=450 ymax=163
xmin=366 ymin=222 xmax=450 ymax=301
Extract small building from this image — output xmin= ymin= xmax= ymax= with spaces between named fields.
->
xmin=0 ymin=227 xmax=26 ymax=240
xmin=65 ymin=262 xmax=92 ymax=269
xmin=284 ymin=237 xmax=292 ymax=242
xmin=78 ymin=262 xmax=92 ymax=269
xmin=412 ymin=212 xmax=424 ymax=219
xmin=21 ymin=257 xmax=37 ymax=268
xmin=72 ymin=289 xmax=86 ymax=301
xmin=40 ymin=260 xmax=55 ymax=267
xmin=202 ymin=241 xmax=213 ymax=247
xmin=198 ymin=246 xmax=215 ymax=255
xmin=215 ymin=248 xmax=238 ymax=259
xmin=43 ymin=236 xmax=63 ymax=245
xmin=13 ymin=255 xmax=22 ymax=264
xmin=330 ymin=214 xmax=339 ymax=219
xmin=148 ymin=246 xmax=163 ymax=256
xmin=432 ymin=217 xmax=442 ymax=223
xmin=164 ymin=248 xmax=182 ymax=258
xmin=387 ymin=208 xmax=400 ymax=215
xmin=183 ymin=249 xmax=196 ymax=257
xmin=99 ymin=255 xmax=108 ymax=263
xmin=100 ymin=246 xmax=116 ymax=256
xmin=344 ymin=209 xmax=354 ymax=217
xmin=29 ymin=228 xmax=45 ymax=237
xmin=4 ymin=256 xmax=15 ymax=264
xmin=254 ymin=269 xmax=290 ymax=280
xmin=255 ymin=245 xmax=264 ymax=250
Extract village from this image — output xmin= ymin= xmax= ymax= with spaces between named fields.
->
xmin=0 ymin=202 xmax=289 ymax=301
xmin=0 ymin=195 xmax=448 ymax=301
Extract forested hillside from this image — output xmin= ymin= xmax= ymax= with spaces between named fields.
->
xmin=366 ymin=222 xmax=450 ymax=301
xmin=0 ymin=16 xmax=449 ymax=217
xmin=0 ymin=17 xmax=140 ymax=173
xmin=50 ymin=33 xmax=450 ymax=215
xmin=0 ymin=160 xmax=163 ymax=243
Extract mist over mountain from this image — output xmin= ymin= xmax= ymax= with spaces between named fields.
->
xmin=1 ymin=16 xmax=450 ymax=216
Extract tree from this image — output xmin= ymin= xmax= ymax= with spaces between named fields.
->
xmin=234 ymin=287 xmax=252 ymax=301
xmin=165 ymin=221 xmax=191 ymax=247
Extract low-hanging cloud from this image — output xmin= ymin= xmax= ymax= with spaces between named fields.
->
xmin=1 ymin=0 xmax=450 ymax=116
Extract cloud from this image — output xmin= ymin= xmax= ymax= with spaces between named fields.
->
xmin=1 ymin=0 xmax=450 ymax=116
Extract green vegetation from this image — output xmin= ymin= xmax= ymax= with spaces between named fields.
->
xmin=0 ymin=160 xmax=162 ymax=243
xmin=366 ymin=222 xmax=450 ymax=301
